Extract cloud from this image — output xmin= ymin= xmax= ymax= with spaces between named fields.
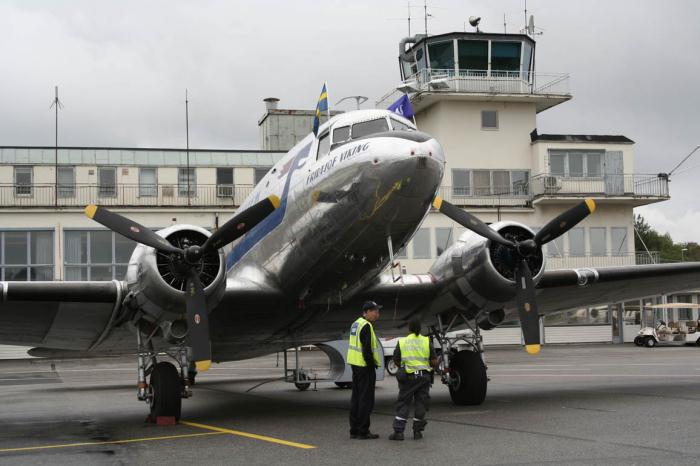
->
xmin=635 ymin=205 xmax=700 ymax=244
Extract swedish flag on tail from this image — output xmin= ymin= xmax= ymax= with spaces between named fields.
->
xmin=312 ymin=83 xmax=329 ymax=136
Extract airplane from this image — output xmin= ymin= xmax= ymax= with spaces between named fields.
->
xmin=1 ymin=108 xmax=699 ymax=419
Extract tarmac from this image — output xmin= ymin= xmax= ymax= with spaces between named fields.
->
xmin=1 ymin=343 xmax=700 ymax=465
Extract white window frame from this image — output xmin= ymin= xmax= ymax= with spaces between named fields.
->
xmin=14 ymin=166 xmax=33 ymax=197
xmin=98 ymin=167 xmax=117 ymax=198
xmin=481 ymin=110 xmax=498 ymax=130
xmin=178 ymin=167 xmax=196 ymax=197
xmin=139 ymin=167 xmax=158 ymax=198
xmin=412 ymin=228 xmax=432 ymax=259
xmin=57 ymin=166 xmax=75 ymax=198
xmin=548 ymin=150 xmax=606 ymax=178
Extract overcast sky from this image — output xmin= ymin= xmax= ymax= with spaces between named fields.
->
xmin=1 ymin=0 xmax=698 ymax=242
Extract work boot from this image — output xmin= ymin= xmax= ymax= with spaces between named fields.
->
xmin=413 ymin=431 xmax=423 ymax=440
xmin=388 ymin=432 xmax=404 ymax=441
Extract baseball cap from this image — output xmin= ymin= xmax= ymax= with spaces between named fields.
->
xmin=362 ymin=301 xmax=383 ymax=312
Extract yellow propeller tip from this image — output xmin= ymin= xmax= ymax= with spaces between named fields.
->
xmin=432 ymin=196 xmax=443 ymax=210
xmin=585 ymin=198 xmax=596 ymax=214
xmin=84 ymin=205 xmax=97 ymax=219
xmin=195 ymin=360 xmax=212 ymax=372
xmin=268 ymin=195 xmax=281 ymax=209
xmin=525 ymin=344 xmax=541 ymax=355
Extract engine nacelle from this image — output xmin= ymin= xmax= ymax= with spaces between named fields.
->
xmin=429 ymin=221 xmax=545 ymax=313
xmin=124 ymin=224 xmax=226 ymax=325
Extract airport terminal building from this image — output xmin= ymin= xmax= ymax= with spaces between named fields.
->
xmin=0 ymin=30 xmax=697 ymax=353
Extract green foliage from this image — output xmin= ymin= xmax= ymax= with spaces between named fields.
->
xmin=634 ymin=214 xmax=700 ymax=262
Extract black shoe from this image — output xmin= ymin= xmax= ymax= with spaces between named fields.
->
xmin=388 ymin=432 xmax=404 ymax=441
xmin=413 ymin=431 xmax=423 ymax=440
xmin=357 ymin=432 xmax=380 ymax=440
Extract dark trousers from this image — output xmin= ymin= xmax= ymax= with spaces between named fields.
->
xmin=349 ymin=365 xmax=376 ymax=435
xmin=393 ymin=373 xmax=431 ymax=433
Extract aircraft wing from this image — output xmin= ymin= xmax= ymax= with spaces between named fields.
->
xmin=0 ymin=281 xmax=126 ymax=351
xmin=526 ymin=262 xmax=700 ymax=317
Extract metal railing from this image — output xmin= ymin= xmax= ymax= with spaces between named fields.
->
xmin=530 ymin=174 xmax=669 ymax=199
xmin=545 ymin=251 xmax=661 ymax=270
xmin=0 ymin=183 xmax=255 ymax=208
xmin=377 ymin=68 xmax=570 ymax=108
xmin=434 ymin=185 xmax=532 ymax=208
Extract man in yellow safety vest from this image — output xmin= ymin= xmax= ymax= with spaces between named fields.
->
xmin=388 ymin=319 xmax=437 ymax=441
xmin=347 ymin=300 xmax=382 ymax=440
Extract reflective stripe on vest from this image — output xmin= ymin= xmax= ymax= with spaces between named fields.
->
xmin=347 ymin=317 xmax=381 ymax=367
xmin=399 ymin=334 xmax=431 ymax=373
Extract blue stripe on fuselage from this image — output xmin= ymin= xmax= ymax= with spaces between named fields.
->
xmin=225 ymin=141 xmax=312 ymax=270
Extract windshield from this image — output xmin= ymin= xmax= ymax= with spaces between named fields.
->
xmin=351 ymin=118 xmax=389 ymax=139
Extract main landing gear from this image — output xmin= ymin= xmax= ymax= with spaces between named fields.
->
xmin=136 ymin=327 xmax=192 ymax=421
xmin=431 ymin=313 xmax=488 ymax=405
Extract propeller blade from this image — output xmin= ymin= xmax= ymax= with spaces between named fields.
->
xmin=534 ymin=199 xmax=596 ymax=246
xmin=185 ymin=271 xmax=211 ymax=371
xmin=85 ymin=205 xmax=182 ymax=254
xmin=201 ymin=195 xmax=280 ymax=253
xmin=514 ymin=259 xmax=541 ymax=355
xmin=433 ymin=196 xmax=513 ymax=248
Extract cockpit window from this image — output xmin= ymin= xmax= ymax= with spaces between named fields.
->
xmin=390 ymin=118 xmax=414 ymax=131
xmin=333 ymin=126 xmax=350 ymax=144
xmin=351 ymin=118 xmax=389 ymax=139
xmin=317 ymin=131 xmax=330 ymax=160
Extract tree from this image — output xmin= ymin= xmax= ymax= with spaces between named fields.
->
xmin=634 ymin=214 xmax=700 ymax=262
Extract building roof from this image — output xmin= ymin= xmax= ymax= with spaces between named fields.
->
xmin=530 ymin=131 xmax=633 ymax=144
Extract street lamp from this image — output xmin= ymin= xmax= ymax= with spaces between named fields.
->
xmin=681 ymin=247 xmax=688 ymax=261
xmin=335 ymin=96 xmax=368 ymax=110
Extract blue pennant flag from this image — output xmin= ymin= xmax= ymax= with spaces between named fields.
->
xmin=387 ymin=94 xmax=414 ymax=120
xmin=312 ymin=83 xmax=329 ymax=136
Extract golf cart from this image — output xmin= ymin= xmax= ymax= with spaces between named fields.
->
xmin=634 ymin=303 xmax=700 ymax=348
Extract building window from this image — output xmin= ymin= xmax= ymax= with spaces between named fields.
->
xmin=675 ymin=295 xmax=693 ymax=321
xmin=452 ymin=169 xmax=471 ymax=196
xmin=481 ymin=110 xmax=498 ymax=130
xmin=589 ymin=227 xmax=607 ymax=256
xmin=458 ymin=40 xmax=488 ymax=72
xmin=64 ymin=230 xmax=136 ymax=280
xmin=547 ymin=235 xmax=564 ymax=257
xmin=435 ymin=227 xmax=453 ymax=256
xmin=0 ymin=230 xmax=54 ymax=281
xmin=568 ymin=228 xmax=585 ymax=257
xmin=254 ymin=168 xmax=269 ymax=185
xmin=512 ymin=170 xmax=529 ymax=195
xmin=57 ymin=166 xmax=75 ymax=198
xmin=216 ymin=168 xmax=234 ymax=197
xmin=491 ymin=41 xmax=521 ymax=74
xmin=473 ymin=170 xmax=491 ymax=195
xmin=178 ymin=168 xmax=196 ymax=197
xmin=98 ymin=167 xmax=117 ymax=197
xmin=395 ymin=246 xmax=407 ymax=259
xmin=548 ymin=150 xmax=607 ymax=178
xmin=14 ymin=166 xmax=32 ymax=196
xmin=428 ymin=40 xmax=455 ymax=70
xmin=611 ymin=227 xmax=628 ymax=256
xmin=412 ymin=228 xmax=431 ymax=259
xmin=139 ymin=168 xmax=157 ymax=197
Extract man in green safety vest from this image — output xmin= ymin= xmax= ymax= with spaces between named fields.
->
xmin=347 ymin=300 xmax=383 ymax=440
xmin=388 ymin=319 xmax=438 ymax=441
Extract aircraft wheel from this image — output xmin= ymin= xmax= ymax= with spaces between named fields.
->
xmin=448 ymin=350 xmax=487 ymax=406
xmin=149 ymin=361 xmax=182 ymax=421
xmin=334 ymin=382 xmax=352 ymax=389
xmin=633 ymin=337 xmax=642 ymax=346
xmin=385 ymin=357 xmax=399 ymax=376
xmin=294 ymin=370 xmax=311 ymax=391
xmin=644 ymin=337 xmax=656 ymax=348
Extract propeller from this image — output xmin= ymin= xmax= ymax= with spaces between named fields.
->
xmin=85 ymin=195 xmax=280 ymax=370
xmin=433 ymin=196 xmax=596 ymax=354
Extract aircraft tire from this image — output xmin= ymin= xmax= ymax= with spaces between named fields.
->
xmin=644 ymin=337 xmax=656 ymax=348
xmin=633 ymin=337 xmax=642 ymax=346
xmin=385 ymin=357 xmax=399 ymax=376
xmin=294 ymin=370 xmax=311 ymax=391
xmin=448 ymin=350 xmax=487 ymax=406
xmin=149 ymin=361 xmax=182 ymax=421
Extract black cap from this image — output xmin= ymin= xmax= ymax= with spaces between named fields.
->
xmin=362 ymin=301 xmax=383 ymax=312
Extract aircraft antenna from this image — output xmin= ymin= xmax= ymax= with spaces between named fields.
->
xmin=423 ymin=0 xmax=433 ymax=35
xmin=49 ymin=86 xmax=64 ymax=208
xmin=504 ymin=13 xmax=507 ymax=33
xmin=667 ymin=145 xmax=700 ymax=177
xmin=185 ymin=89 xmax=191 ymax=206
xmin=408 ymin=1 xmax=411 ymax=36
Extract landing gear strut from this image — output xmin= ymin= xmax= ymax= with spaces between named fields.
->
xmin=136 ymin=327 xmax=192 ymax=421
xmin=431 ymin=313 xmax=488 ymax=405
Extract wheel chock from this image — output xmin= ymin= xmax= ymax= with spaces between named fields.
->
xmin=145 ymin=415 xmax=178 ymax=426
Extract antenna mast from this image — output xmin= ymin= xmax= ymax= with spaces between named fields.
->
xmin=504 ymin=13 xmax=507 ymax=33
xmin=49 ymin=86 xmax=64 ymax=207
xmin=407 ymin=1 xmax=411 ymax=36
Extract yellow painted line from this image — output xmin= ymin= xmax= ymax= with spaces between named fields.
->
xmin=182 ymin=420 xmax=316 ymax=449
xmin=0 ymin=431 xmax=224 ymax=454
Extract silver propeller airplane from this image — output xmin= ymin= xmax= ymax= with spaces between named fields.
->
xmin=1 ymin=109 xmax=698 ymax=419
